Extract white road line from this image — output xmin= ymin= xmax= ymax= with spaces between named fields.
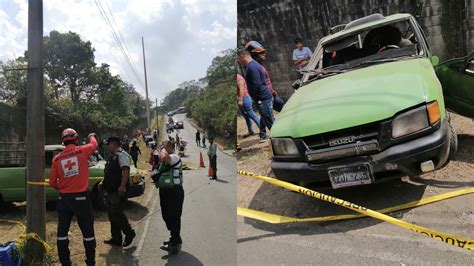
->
xmin=133 ymin=191 xmax=158 ymax=258
xmin=142 ymin=182 xmax=154 ymax=208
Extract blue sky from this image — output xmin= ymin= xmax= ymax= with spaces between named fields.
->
xmin=0 ymin=0 xmax=236 ymax=102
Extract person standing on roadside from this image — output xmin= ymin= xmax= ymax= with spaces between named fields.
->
xmin=129 ymin=141 xmax=141 ymax=168
xmin=100 ymin=136 xmax=136 ymax=248
xmin=246 ymin=41 xmax=285 ymax=112
xmin=202 ymin=132 xmax=207 ymax=148
xmin=195 ymin=130 xmax=201 ymax=147
xmin=49 ymin=129 xmax=97 ymax=266
xmin=237 ymin=47 xmax=274 ymax=142
xmin=121 ymin=138 xmax=130 ymax=154
xmin=152 ymin=140 xmax=184 ymax=254
xmin=149 ymin=142 xmax=160 ymax=169
xmin=175 ymin=133 xmax=180 ymax=151
xmin=100 ymin=138 xmax=108 ymax=160
xmin=237 ymin=72 xmax=260 ymax=137
xmin=293 ymin=37 xmax=312 ymax=69
xmin=207 ymin=137 xmax=218 ymax=180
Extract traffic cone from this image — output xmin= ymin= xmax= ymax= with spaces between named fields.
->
xmin=199 ymin=152 xmax=205 ymax=167
xmin=208 ymin=164 xmax=214 ymax=178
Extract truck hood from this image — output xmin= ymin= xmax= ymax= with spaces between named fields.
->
xmin=272 ymin=58 xmax=433 ymax=138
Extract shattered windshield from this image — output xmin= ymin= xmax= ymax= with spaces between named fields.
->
xmin=307 ymin=19 xmax=424 ymax=80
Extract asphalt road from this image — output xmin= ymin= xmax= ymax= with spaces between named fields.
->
xmin=134 ymin=114 xmax=236 ymax=265
xmin=237 ymin=183 xmax=474 ymax=265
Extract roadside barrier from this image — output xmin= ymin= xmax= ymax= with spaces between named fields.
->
xmin=199 ymin=152 xmax=205 ymax=167
xmin=237 ymin=169 xmax=474 ymax=251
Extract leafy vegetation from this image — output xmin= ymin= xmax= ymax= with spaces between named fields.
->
xmin=0 ymin=30 xmax=147 ymax=141
xmin=160 ymin=49 xmax=236 ymax=144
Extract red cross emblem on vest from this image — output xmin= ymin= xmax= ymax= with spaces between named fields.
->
xmin=65 ymin=159 xmax=76 ymax=170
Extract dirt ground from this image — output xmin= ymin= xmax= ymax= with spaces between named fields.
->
xmin=237 ymin=112 xmax=474 ymax=224
xmin=0 ymin=117 xmax=164 ymax=265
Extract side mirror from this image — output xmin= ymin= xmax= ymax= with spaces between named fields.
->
xmin=430 ymin=55 xmax=439 ymax=66
xmin=292 ymin=79 xmax=301 ymax=90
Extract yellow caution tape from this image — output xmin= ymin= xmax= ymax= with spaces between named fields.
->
xmin=238 ymin=186 xmax=474 ymax=223
xmin=26 ymin=181 xmax=49 ymax=186
xmin=237 ymin=170 xmax=474 ymax=251
xmin=28 ymin=176 xmax=103 ymax=186
xmin=0 ymin=220 xmax=54 ymax=254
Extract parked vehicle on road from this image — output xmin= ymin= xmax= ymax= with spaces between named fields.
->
xmin=271 ymin=13 xmax=473 ymax=189
xmin=175 ymin=120 xmax=184 ymax=129
xmin=0 ymin=144 xmax=145 ymax=209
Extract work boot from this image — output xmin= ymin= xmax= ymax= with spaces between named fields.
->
xmin=104 ymin=238 xmax=122 ymax=247
xmin=163 ymin=237 xmax=182 ymax=246
xmin=160 ymin=243 xmax=182 ymax=254
xmin=123 ymin=231 xmax=136 ymax=248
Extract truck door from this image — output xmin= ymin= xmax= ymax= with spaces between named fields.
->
xmin=436 ymin=52 xmax=474 ymax=118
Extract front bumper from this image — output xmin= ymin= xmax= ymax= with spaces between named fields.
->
xmin=271 ymin=119 xmax=449 ymax=186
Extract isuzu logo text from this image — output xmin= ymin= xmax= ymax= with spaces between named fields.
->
xmin=329 ymin=136 xmax=355 ymax=147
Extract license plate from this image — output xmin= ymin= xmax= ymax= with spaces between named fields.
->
xmin=328 ymin=164 xmax=372 ymax=189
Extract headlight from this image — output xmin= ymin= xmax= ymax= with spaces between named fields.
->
xmin=426 ymin=101 xmax=441 ymax=125
xmin=392 ymin=105 xmax=430 ymax=138
xmin=271 ymin=138 xmax=299 ymax=156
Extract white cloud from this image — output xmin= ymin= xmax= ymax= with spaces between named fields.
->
xmin=0 ymin=0 xmax=236 ymax=101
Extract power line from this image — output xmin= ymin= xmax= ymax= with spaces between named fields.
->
xmin=99 ymin=0 xmax=144 ymax=86
xmin=100 ymin=0 xmax=143 ymax=89
xmin=94 ymin=0 xmax=146 ymax=92
xmin=95 ymin=0 xmax=143 ymax=87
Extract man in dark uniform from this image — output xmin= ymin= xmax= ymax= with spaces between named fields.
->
xmin=195 ymin=130 xmax=201 ymax=147
xmin=129 ymin=141 xmax=141 ymax=168
xmin=100 ymin=136 xmax=136 ymax=248
xmin=49 ymin=128 xmax=97 ymax=265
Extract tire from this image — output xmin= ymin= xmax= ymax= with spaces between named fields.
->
xmin=91 ymin=185 xmax=107 ymax=211
xmin=447 ymin=115 xmax=458 ymax=161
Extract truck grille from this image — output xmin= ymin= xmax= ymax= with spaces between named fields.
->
xmin=301 ymin=121 xmax=384 ymax=161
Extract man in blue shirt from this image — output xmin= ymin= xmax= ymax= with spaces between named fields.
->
xmin=293 ymin=37 xmax=312 ymax=69
xmin=237 ymin=47 xmax=274 ymax=142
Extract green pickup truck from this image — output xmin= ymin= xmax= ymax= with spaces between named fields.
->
xmin=271 ymin=13 xmax=473 ymax=189
xmin=0 ymin=144 xmax=145 ymax=209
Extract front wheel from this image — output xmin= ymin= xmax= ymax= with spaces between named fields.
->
xmin=448 ymin=115 xmax=458 ymax=161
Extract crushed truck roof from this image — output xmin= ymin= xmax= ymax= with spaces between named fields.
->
xmin=322 ymin=13 xmax=413 ymax=44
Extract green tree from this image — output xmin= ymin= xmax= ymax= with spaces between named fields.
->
xmin=205 ymin=49 xmax=236 ymax=87
xmin=0 ymin=30 xmax=146 ymax=141
xmin=44 ymin=30 xmax=96 ymax=105
xmin=0 ymin=57 xmax=28 ymax=107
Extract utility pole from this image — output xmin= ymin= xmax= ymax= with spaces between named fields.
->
xmin=25 ymin=0 xmax=46 ymax=262
xmin=142 ymin=36 xmax=150 ymax=131
xmin=155 ymin=97 xmax=158 ymax=131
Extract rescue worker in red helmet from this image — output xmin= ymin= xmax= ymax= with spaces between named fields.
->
xmin=49 ymin=128 xmax=98 ymax=266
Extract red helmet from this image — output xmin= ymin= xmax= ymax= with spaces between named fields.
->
xmin=61 ymin=128 xmax=78 ymax=142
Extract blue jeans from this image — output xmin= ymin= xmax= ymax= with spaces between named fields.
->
xmin=239 ymin=96 xmax=260 ymax=135
xmin=256 ymin=98 xmax=274 ymax=139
